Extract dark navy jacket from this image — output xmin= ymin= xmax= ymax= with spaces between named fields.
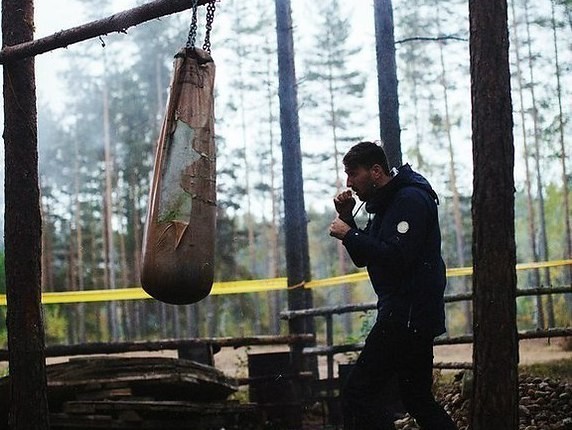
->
xmin=342 ymin=164 xmax=447 ymax=337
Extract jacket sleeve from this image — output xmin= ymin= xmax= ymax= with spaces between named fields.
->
xmin=342 ymin=188 xmax=434 ymax=271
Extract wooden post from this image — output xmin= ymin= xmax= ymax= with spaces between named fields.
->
xmin=2 ymin=0 xmax=50 ymax=427
xmin=469 ymin=0 xmax=518 ymax=428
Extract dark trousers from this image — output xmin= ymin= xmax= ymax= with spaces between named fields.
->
xmin=342 ymin=321 xmax=457 ymax=430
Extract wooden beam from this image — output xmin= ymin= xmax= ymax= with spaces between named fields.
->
xmin=0 ymin=334 xmax=315 ymax=362
xmin=300 ymin=328 xmax=572 ymax=356
xmin=279 ymin=285 xmax=572 ymax=319
xmin=0 ymin=0 xmax=213 ymax=63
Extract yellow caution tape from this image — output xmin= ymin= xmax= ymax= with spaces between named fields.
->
xmin=0 ymin=260 xmax=569 ymax=305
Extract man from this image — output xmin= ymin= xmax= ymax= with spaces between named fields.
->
xmin=329 ymin=141 xmax=457 ymax=430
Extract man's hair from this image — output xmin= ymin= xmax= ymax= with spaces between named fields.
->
xmin=343 ymin=141 xmax=390 ymax=174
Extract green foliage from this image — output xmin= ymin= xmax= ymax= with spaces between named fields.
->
xmin=0 ymin=253 xmax=6 ymax=348
xmin=0 ymin=320 xmax=6 ymax=349
xmin=516 ymin=297 xmax=538 ymax=330
xmin=0 ymin=252 xmax=5 ymax=295
xmin=344 ymin=311 xmax=375 ymax=345
xmin=444 ymin=302 xmax=471 ymax=336
xmin=44 ymin=306 xmax=69 ymax=344
xmin=520 ymin=359 xmax=572 ymax=382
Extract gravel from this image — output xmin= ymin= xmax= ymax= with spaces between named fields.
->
xmin=394 ymin=372 xmax=572 ymax=430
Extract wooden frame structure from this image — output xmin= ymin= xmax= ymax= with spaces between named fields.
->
xmin=0 ymin=0 xmax=212 ymax=63
xmin=1 ymin=1 xmax=211 ymax=428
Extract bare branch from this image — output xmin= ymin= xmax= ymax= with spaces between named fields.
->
xmin=395 ymin=35 xmax=468 ymax=44
xmin=0 ymin=0 xmax=213 ymax=63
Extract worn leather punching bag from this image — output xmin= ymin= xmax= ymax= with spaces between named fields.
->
xmin=141 ymin=47 xmax=216 ymax=305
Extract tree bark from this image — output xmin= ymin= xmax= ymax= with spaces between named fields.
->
xmin=102 ymin=77 xmax=121 ymax=341
xmin=274 ymin=0 xmax=314 ymax=335
xmin=40 ymin=197 xmax=55 ymax=292
xmin=2 ymin=0 xmax=50 ymax=427
xmin=524 ymin=0 xmax=554 ymax=327
xmin=374 ymin=0 xmax=402 ymax=167
xmin=73 ymin=138 xmax=87 ymax=342
xmin=509 ymin=0 xmax=544 ymax=329
xmin=436 ymin=5 xmax=471 ymax=334
xmin=275 ymin=0 xmax=316 ymax=387
xmin=551 ymin=0 xmax=572 ymax=310
xmin=469 ymin=0 xmax=519 ymax=429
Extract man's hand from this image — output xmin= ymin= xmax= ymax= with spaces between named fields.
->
xmin=334 ymin=190 xmax=356 ymax=218
xmin=329 ymin=216 xmax=352 ymax=240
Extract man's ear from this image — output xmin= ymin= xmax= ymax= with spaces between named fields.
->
xmin=370 ymin=164 xmax=383 ymax=180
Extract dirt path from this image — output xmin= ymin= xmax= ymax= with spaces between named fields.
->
xmin=211 ymin=337 xmax=570 ymax=379
xmin=435 ymin=337 xmax=571 ymax=365
xmin=40 ymin=337 xmax=569 ymax=379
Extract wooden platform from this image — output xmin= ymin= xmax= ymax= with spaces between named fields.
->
xmin=45 ymin=356 xmax=238 ymax=405
xmin=51 ymin=400 xmax=263 ymax=429
xmin=0 ymin=356 xmax=265 ymax=429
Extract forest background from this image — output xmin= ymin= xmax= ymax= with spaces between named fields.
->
xmin=0 ymin=0 xmax=570 ymax=346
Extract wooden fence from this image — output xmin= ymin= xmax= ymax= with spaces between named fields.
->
xmin=280 ymin=285 xmax=572 ymax=382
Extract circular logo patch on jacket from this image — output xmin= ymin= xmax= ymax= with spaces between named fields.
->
xmin=397 ymin=221 xmax=409 ymax=234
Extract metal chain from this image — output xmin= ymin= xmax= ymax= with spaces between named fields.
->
xmin=186 ymin=0 xmax=200 ymax=49
xmin=202 ymin=0 xmax=216 ymax=54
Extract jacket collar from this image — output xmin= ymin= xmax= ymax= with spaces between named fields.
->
xmin=365 ymin=164 xmax=438 ymax=214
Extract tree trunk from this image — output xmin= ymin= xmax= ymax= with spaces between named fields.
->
xmin=275 ymin=0 xmax=314 ymax=337
xmin=469 ymin=0 xmax=519 ymax=428
xmin=102 ymin=77 xmax=121 ymax=341
xmin=509 ymin=0 xmax=544 ymax=328
xmin=160 ymin=303 xmax=169 ymax=338
xmin=67 ymin=218 xmax=78 ymax=344
xmin=551 ymin=0 xmax=572 ymax=310
xmin=41 ymin=196 xmax=55 ymax=292
xmin=118 ymin=230 xmax=133 ymax=339
xmin=325 ymin=57 xmax=353 ymax=335
xmin=436 ymin=6 xmax=471 ymax=333
xmin=240 ymin=70 xmax=262 ymax=336
xmin=2 ymin=0 xmax=50 ymax=427
xmin=266 ymin=86 xmax=282 ymax=334
xmin=186 ymin=304 xmax=200 ymax=338
xmin=74 ymin=138 xmax=87 ymax=342
xmin=523 ymin=0 xmax=554 ymax=327
xmin=374 ymin=0 xmax=401 ymax=167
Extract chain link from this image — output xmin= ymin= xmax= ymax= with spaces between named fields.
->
xmin=186 ymin=0 xmax=200 ymax=49
xmin=202 ymin=0 xmax=216 ymax=54
xmin=185 ymin=0 xmax=216 ymax=52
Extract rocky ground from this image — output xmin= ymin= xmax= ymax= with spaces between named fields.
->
xmin=392 ymin=371 xmax=572 ymax=430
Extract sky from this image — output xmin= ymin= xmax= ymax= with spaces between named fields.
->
xmin=27 ymin=0 xmax=386 ymax=215
xmin=31 ymin=0 xmax=376 ymax=103
xmin=4 ymin=0 xmax=566 ymax=219
xmin=1 ymin=0 xmax=479 ymax=231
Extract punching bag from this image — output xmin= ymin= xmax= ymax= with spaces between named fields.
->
xmin=141 ymin=47 xmax=216 ymax=305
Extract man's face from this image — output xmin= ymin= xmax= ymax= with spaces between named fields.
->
xmin=345 ymin=165 xmax=375 ymax=201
